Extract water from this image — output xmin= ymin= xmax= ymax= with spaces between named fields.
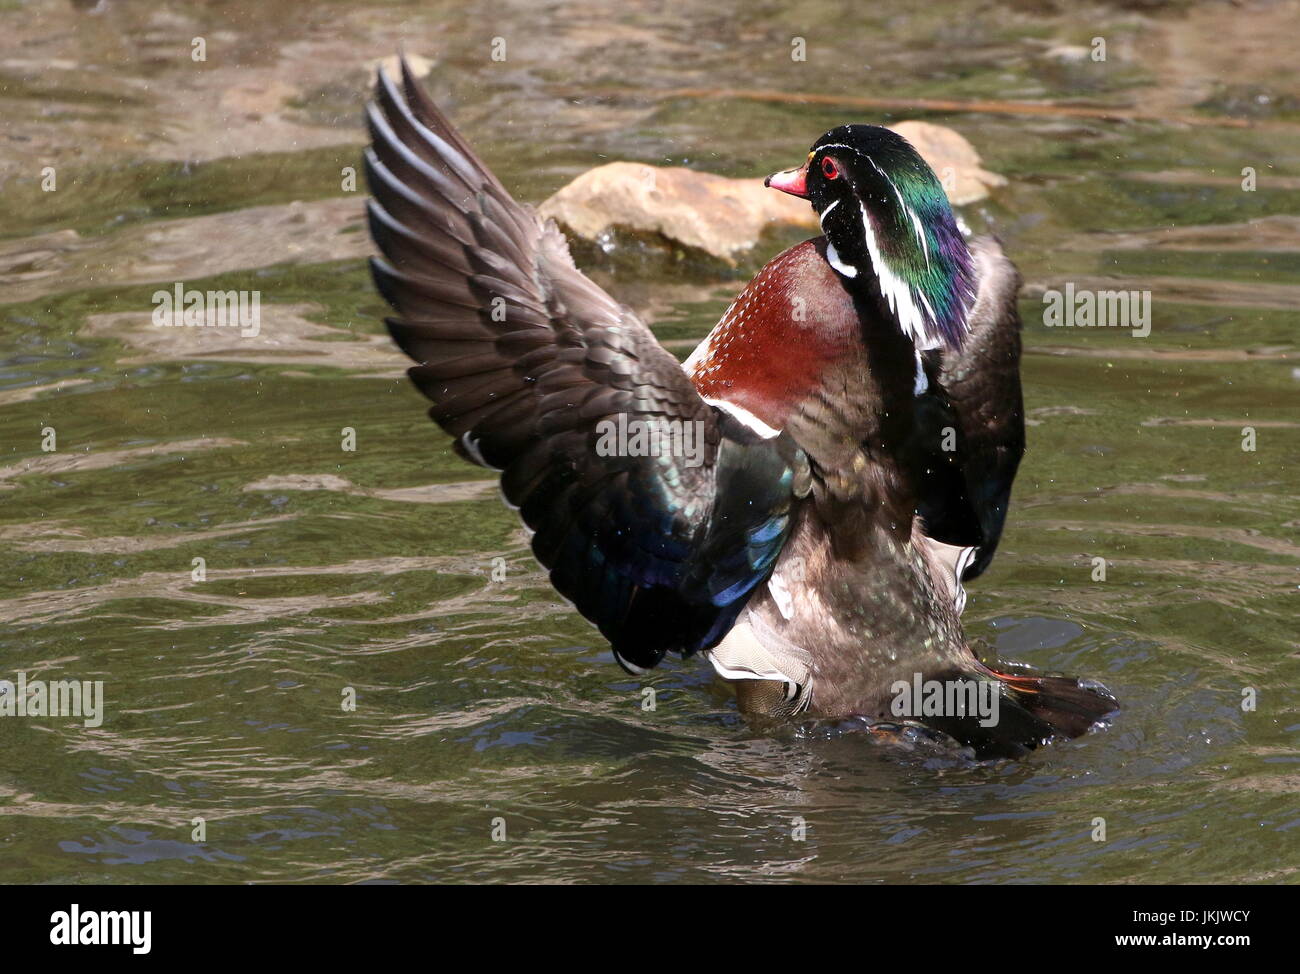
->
xmin=1 ymin=0 xmax=1297 ymax=884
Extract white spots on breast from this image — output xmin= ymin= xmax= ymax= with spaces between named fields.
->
xmin=687 ymin=254 xmax=789 ymax=380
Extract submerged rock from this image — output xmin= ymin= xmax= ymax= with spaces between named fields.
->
xmin=539 ymin=123 xmax=1005 ymax=262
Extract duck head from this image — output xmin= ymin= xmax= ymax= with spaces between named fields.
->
xmin=766 ymin=124 xmax=975 ymax=351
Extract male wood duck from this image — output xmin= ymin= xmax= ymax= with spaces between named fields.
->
xmin=364 ymin=59 xmax=1118 ymax=758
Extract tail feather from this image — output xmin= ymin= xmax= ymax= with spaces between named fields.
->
xmin=996 ymin=670 xmax=1118 ymax=740
xmin=917 ymin=665 xmax=1118 ymax=760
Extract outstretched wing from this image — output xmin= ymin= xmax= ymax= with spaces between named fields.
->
xmin=914 ymin=235 xmax=1025 ymax=581
xmin=365 ymin=60 xmax=807 ymax=671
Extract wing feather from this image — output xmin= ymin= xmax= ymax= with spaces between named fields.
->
xmin=367 ymin=58 xmax=807 ymax=668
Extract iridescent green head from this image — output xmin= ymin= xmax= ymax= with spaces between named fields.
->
xmin=766 ymin=124 xmax=976 ymax=350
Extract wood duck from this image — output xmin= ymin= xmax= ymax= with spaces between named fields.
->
xmin=364 ymin=59 xmax=1118 ymax=758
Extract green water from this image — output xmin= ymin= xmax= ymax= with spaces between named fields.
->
xmin=0 ymin=0 xmax=1296 ymax=883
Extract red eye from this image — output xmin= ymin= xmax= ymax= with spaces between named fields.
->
xmin=821 ymin=157 xmax=840 ymax=180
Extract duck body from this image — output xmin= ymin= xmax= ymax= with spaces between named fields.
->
xmin=685 ymin=238 xmax=950 ymax=703
xmin=365 ymin=60 xmax=1116 ymax=758
xmin=685 ymin=234 xmax=999 ymax=724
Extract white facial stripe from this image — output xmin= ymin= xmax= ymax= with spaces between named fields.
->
xmin=859 ymin=202 xmax=937 ymax=349
xmin=908 ymin=209 xmax=931 ymax=269
xmin=867 ymin=156 xmax=930 ymax=269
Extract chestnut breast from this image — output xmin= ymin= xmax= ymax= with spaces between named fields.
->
xmin=687 ymin=238 xmax=861 ymax=430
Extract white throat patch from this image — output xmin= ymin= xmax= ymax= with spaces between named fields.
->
xmin=824 ymin=242 xmax=858 ymax=279
xmin=820 ymin=200 xmax=859 ymax=279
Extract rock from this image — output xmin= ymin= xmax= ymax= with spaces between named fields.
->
xmin=539 ymin=123 xmax=1005 ymax=260
xmin=539 ymin=163 xmax=817 ymax=263
xmin=887 ymin=120 xmax=1007 ymax=206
